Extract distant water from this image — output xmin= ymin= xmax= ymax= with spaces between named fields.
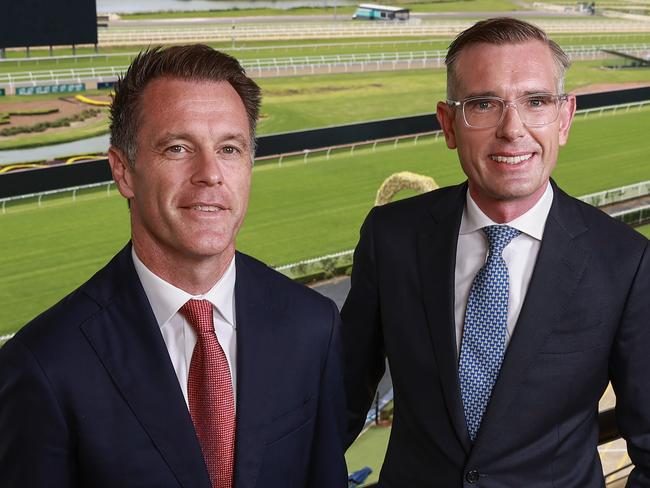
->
xmin=0 ymin=134 xmax=110 ymax=165
xmin=97 ymin=0 xmax=353 ymax=14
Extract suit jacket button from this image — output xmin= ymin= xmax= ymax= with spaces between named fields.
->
xmin=466 ymin=469 xmax=480 ymax=484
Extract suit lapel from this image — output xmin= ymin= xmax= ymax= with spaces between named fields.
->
xmin=80 ymin=246 xmax=211 ymax=488
xmin=473 ymin=184 xmax=589 ymax=452
xmin=232 ymin=253 xmax=282 ymax=488
xmin=416 ymin=184 xmax=472 ymax=454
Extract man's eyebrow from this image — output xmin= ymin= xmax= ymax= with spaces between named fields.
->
xmin=462 ymin=89 xmax=555 ymax=99
xmin=222 ymin=133 xmax=250 ymax=147
xmin=462 ymin=91 xmax=500 ymax=99
xmin=152 ymin=132 xmax=250 ymax=149
xmin=153 ymin=133 xmax=190 ymax=149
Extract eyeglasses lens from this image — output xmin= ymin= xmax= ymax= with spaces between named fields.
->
xmin=463 ymin=95 xmax=561 ymax=128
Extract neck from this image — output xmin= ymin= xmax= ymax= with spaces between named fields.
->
xmin=132 ymin=240 xmax=234 ymax=295
xmin=469 ymin=183 xmax=548 ymax=224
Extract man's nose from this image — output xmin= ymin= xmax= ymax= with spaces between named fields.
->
xmin=191 ymin=151 xmax=224 ymax=186
xmin=496 ymin=102 xmax=525 ymax=140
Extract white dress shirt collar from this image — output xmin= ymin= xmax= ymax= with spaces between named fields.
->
xmin=131 ymin=248 xmax=236 ymax=329
xmin=459 ymin=182 xmax=554 ymax=241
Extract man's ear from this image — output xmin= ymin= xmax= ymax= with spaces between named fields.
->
xmin=558 ymin=94 xmax=577 ymax=146
xmin=108 ymin=147 xmax=135 ymax=200
xmin=436 ymin=101 xmax=458 ymax=149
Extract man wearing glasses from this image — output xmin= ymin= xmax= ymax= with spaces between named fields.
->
xmin=342 ymin=17 xmax=650 ymax=487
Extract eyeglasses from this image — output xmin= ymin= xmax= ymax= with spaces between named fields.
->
xmin=447 ymin=93 xmax=569 ymax=129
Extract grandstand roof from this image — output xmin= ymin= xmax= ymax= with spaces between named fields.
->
xmin=358 ymin=4 xmax=410 ymax=12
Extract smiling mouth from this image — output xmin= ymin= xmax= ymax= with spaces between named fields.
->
xmin=490 ymin=153 xmax=533 ymax=165
xmin=190 ymin=205 xmax=223 ymax=212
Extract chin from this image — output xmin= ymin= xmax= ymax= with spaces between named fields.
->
xmin=196 ymin=242 xmax=233 ymax=256
xmin=494 ymin=179 xmax=542 ymax=198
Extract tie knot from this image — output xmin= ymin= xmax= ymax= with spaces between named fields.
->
xmin=482 ymin=225 xmax=521 ymax=256
xmin=179 ymin=299 xmax=214 ymax=335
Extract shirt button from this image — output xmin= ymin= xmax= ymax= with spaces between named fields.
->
xmin=466 ymin=469 xmax=480 ymax=484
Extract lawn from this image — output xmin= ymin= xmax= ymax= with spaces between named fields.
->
xmin=1 ymin=107 xmax=648 ymax=337
xmin=638 ymin=224 xmax=650 ymax=239
xmin=256 ymin=61 xmax=650 ymax=134
xmin=346 ymin=424 xmax=392 ymax=484
xmin=257 ymin=70 xmax=445 ymax=134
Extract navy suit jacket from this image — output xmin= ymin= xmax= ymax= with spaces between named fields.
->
xmin=342 ymin=181 xmax=650 ymax=487
xmin=0 ymin=245 xmax=347 ymax=487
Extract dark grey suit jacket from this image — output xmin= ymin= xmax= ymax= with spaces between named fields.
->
xmin=0 ymin=245 xmax=348 ymax=487
xmin=342 ymin=181 xmax=650 ymax=487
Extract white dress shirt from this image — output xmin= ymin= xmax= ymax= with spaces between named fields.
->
xmin=454 ymin=183 xmax=554 ymax=357
xmin=132 ymin=249 xmax=237 ymax=406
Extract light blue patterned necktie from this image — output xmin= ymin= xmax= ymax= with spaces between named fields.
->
xmin=458 ymin=225 xmax=521 ymax=442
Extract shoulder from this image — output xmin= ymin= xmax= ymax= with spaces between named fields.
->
xmin=8 ymin=246 xmax=132 ymax=353
xmin=549 ymin=186 xmax=648 ymax=280
xmin=356 ymin=183 xmax=466 ymax=246
xmin=373 ymin=182 xmax=464 ymax=218
xmin=553 ymin=185 xmax=647 ymax=251
xmin=362 ymin=182 xmax=466 ymax=231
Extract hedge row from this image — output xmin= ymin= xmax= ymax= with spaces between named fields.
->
xmin=0 ymin=109 xmax=101 ymax=137
xmin=0 ymin=108 xmax=60 ymax=125
xmin=10 ymin=108 xmax=60 ymax=116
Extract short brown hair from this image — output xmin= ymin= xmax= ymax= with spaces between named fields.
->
xmin=110 ymin=44 xmax=261 ymax=165
xmin=445 ymin=17 xmax=570 ymax=98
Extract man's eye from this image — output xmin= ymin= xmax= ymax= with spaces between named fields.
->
xmin=222 ymin=146 xmax=240 ymax=155
xmin=526 ymin=96 xmax=551 ymax=108
xmin=167 ymin=145 xmax=185 ymax=154
xmin=467 ymin=99 xmax=494 ymax=110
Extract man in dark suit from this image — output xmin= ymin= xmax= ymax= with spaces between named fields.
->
xmin=0 ymin=45 xmax=347 ymax=487
xmin=342 ymin=18 xmax=650 ymax=487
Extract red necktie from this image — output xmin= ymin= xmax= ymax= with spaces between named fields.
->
xmin=180 ymin=299 xmax=235 ymax=488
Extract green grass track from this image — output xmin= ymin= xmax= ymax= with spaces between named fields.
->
xmin=637 ymin=224 xmax=650 ymax=239
xmin=1 ymin=107 xmax=648 ymax=336
xmin=346 ymin=424 xmax=392 ymax=484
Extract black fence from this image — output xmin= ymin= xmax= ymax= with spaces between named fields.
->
xmin=576 ymin=86 xmax=650 ymax=110
xmin=1 ymin=86 xmax=648 ymax=199
xmin=257 ymin=112 xmax=438 ymax=157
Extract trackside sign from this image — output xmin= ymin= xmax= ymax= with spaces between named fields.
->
xmin=16 ymin=83 xmax=85 ymax=96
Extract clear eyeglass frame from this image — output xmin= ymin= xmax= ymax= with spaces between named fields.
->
xmin=446 ymin=93 xmax=569 ymax=129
